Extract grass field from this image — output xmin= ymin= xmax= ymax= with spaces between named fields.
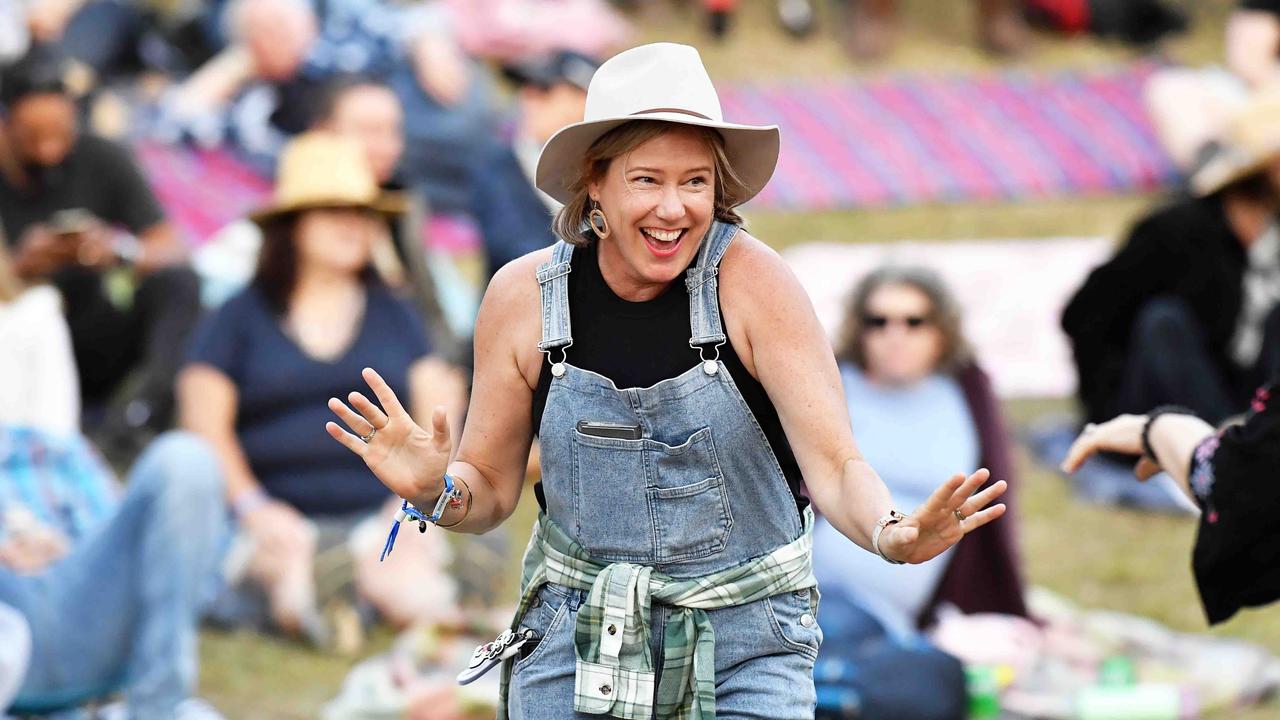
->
xmin=199 ymin=1 xmax=1280 ymax=717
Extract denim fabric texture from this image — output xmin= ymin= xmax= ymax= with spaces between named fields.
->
xmin=508 ymin=221 xmax=821 ymax=719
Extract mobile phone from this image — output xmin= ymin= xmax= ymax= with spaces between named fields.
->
xmin=48 ymin=208 xmax=94 ymax=237
xmin=576 ymin=420 xmax=642 ymax=440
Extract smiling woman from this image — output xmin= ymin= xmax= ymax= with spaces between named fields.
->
xmin=326 ymin=42 xmax=1007 ymax=720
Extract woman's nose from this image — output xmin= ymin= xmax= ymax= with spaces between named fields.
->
xmin=654 ymin=184 xmax=686 ymax=220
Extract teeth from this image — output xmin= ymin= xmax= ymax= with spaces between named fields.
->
xmin=643 ymin=228 xmax=682 ymax=243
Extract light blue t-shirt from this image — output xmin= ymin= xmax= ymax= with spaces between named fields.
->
xmin=813 ymin=364 xmax=979 ymax=636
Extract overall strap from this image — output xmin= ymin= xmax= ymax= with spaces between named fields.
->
xmin=536 ymin=241 xmax=575 ymax=354
xmin=685 ymin=221 xmax=739 ymax=351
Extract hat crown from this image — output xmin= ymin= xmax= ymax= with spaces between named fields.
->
xmin=584 ymin=43 xmax=723 ymax=124
xmin=273 ymin=133 xmax=381 ymax=208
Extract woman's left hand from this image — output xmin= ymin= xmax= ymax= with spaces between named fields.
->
xmin=877 ymin=468 xmax=1007 ymax=565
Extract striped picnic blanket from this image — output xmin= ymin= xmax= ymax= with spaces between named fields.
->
xmin=723 ymin=62 xmax=1174 ymax=209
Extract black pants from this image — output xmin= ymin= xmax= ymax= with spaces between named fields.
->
xmin=54 ymin=265 xmax=202 ymax=435
xmin=1116 ymin=297 xmax=1280 ymax=424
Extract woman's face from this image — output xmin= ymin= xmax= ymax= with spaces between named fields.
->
xmin=294 ymin=207 xmax=382 ymax=276
xmin=589 ymin=127 xmax=716 ymax=299
xmin=860 ymin=283 xmax=946 ymax=386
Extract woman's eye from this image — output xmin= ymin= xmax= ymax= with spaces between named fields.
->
xmin=632 ymin=176 xmax=656 ymax=184
xmin=688 ymin=177 xmax=708 ymax=187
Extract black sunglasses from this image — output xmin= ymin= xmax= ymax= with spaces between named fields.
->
xmin=863 ymin=314 xmax=930 ymax=330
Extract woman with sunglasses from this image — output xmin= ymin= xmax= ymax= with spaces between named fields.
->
xmin=814 ymin=266 xmax=1027 ymax=636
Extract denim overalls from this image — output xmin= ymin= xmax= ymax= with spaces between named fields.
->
xmin=508 ymin=221 xmax=822 ymax=719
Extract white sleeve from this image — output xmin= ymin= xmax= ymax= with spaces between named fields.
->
xmin=3 ymin=287 xmax=80 ymax=433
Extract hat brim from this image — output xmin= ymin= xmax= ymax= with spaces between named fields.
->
xmin=248 ymin=192 xmax=407 ymax=227
xmin=1191 ymin=153 xmax=1275 ymax=197
xmin=535 ymin=112 xmax=780 ymax=206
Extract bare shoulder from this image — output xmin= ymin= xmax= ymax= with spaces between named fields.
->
xmin=718 ymin=229 xmax=808 ymax=310
xmin=484 ymin=246 xmax=555 ymax=310
xmin=477 ymin=246 xmax=555 ymax=387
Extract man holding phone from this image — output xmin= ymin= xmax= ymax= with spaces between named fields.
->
xmin=0 ymin=44 xmax=200 ymax=461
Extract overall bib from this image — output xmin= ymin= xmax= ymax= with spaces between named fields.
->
xmin=506 ymin=221 xmax=821 ymax=719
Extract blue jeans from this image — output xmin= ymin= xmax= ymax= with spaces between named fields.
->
xmin=1 ymin=432 xmax=224 ymax=719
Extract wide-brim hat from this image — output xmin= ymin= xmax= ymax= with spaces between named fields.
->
xmin=534 ymin=42 xmax=780 ymax=206
xmin=250 ymin=132 xmax=406 ymax=226
xmin=1192 ymin=90 xmax=1280 ymax=197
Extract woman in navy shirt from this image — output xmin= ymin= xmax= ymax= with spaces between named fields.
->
xmin=178 ymin=134 xmax=462 ymax=640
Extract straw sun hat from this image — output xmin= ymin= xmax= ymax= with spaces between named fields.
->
xmin=534 ymin=42 xmax=781 ymax=205
xmin=1192 ymin=90 xmax=1280 ymax=197
xmin=250 ymin=132 xmax=405 ymax=225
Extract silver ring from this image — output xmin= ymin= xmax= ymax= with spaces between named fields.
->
xmin=359 ymin=427 xmax=377 ymax=443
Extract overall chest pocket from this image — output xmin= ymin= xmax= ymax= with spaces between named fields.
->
xmin=571 ymin=426 xmax=733 ymax=564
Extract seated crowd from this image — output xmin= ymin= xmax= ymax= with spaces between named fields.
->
xmin=0 ymin=2 xmax=1278 ymax=719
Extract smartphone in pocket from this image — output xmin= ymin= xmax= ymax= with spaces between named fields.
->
xmin=576 ymin=420 xmax=642 ymax=440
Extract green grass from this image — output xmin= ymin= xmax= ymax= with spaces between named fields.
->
xmin=200 ymin=400 xmax=1280 ymax=717
xmin=196 ymin=1 xmax=1280 ymax=715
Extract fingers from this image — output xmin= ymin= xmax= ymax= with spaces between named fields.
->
xmin=960 ymin=503 xmax=1006 ymax=533
xmin=922 ymin=473 xmax=968 ymax=512
xmin=325 ymin=421 xmax=369 ymax=457
xmin=959 ymin=480 xmax=1007 ymax=516
xmin=1134 ymin=456 xmax=1162 ymax=482
xmin=363 ymin=367 xmax=409 ymax=419
xmin=328 ymin=397 xmax=375 ymax=436
xmin=1060 ymin=432 xmax=1100 ymax=474
xmin=946 ymin=468 xmax=991 ymax=510
xmin=347 ymin=391 xmax=389 ymax=429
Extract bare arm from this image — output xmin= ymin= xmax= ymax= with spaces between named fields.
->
xmin=1062 ymin=412 xmax=1216 ymax=504
xmin=718 ymin=235 xmax=888 ymax=549
xmin=719 ymin=233 xmax=1005 ymax=562
xmin=168 ymin=46 xmax=256 ymax=116
xmin=327 ymin=250 xmax=550 ymax=534
xmin=178 ymin=364 xmax=261 ymax=505
xmin=135 ymin=222 xmax=188 ymax=274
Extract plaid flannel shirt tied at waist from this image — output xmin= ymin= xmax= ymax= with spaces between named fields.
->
xmin=498 ymin=506 xmax=817 ymax=720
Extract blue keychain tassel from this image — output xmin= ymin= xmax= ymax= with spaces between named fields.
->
xmin=381 ymin=500 xmax=430 ymax=561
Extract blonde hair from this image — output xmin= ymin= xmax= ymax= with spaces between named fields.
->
xmin=834 ymin=266 xmax=973 ymax=376
xmin=551 ymin=120 xmax=751 ymax=247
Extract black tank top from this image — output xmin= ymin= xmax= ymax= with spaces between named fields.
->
xmin=531 ymin=241 xmax=806 ymax=511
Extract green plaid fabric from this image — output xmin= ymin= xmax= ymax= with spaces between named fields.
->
xmin=498 ymin=506 xmax=816 ymax=720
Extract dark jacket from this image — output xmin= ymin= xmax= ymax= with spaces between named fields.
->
xmin=470 ymin=140 xmax=556 ymax=278
xmin=918 ymin=362 xmax=1029 ymax=626
xmin=1061 ymin=194 xmax=1248 ymax=423
xmin=1191 ymin=383 xmax=1280 ymax=624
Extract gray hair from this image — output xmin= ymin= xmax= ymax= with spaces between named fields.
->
xmin=222 ymin=0 xmax=314 ymax=43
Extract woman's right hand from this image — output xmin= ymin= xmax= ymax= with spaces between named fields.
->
xmin=326 ymin=367 xmax=453 ymax=508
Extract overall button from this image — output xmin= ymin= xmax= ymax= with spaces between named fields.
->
xmin=800 ymin=613 xmax=815 ymax=628
xmin=702 ymin=360 xmax=719 ymax=375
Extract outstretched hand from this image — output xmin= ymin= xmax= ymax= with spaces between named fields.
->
xmin=326 ymin=367 xmax=452 ymax=507
xmin=876 ymin=468 xmax=1007 ymax=565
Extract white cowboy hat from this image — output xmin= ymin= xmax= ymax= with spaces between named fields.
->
xmin=534 ymin=42 xmax=780 ymax=205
